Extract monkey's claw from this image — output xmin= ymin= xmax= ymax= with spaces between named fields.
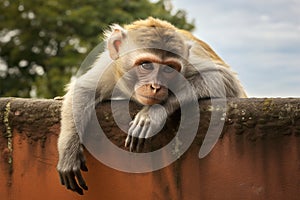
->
xmin=125 ymin=135 xmax=145 ymax=152
xmin=126 ymin=106 xmax=166 ymax=152
xmin=57 ymin=148 xmax=88 ymax=195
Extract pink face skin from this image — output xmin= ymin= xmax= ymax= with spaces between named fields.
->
xmin=133 ymin=54 xmax=181 ymax=105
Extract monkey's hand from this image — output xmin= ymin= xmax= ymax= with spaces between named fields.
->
xmin=126 ymin=105 xmax=167 ymax=152
xmin=57 ymin=145 xmax=88 ymax=195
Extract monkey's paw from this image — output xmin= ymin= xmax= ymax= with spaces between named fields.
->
xmin=57 ymin=147 xmax=88 ymax=195
xmin=125 ymin=105 xmax=167 ymax=152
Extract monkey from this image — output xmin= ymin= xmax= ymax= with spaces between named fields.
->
xmin=57 ymin=17 xmax=247 ymax=195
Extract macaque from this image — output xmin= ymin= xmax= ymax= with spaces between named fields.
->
xmin=57 ymin=17 xmax=247 ymax=195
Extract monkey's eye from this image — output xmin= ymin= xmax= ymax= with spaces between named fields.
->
xmin=162 ymin=66 xmax=175 ymax=73
xmin=140 ymin=62 xmax=154 ymax=71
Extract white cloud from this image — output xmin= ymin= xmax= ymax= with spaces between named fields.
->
xmin=172 ymin=0 xmax=300 ymax=97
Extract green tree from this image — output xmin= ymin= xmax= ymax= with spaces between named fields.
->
xmin=0 ymin=0 xmax=194 ymax=98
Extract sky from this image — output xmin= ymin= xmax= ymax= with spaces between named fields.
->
xmin=172 ymin=0 xmax=300 ymax=97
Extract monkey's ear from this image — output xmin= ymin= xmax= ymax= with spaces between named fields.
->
xmin=185 ymin=40 xmax=193 ymax=57
xmin=186 ymin=40 xmax=193 ymax=49
xmin=107 ymin=25 xmax=127 ymax=60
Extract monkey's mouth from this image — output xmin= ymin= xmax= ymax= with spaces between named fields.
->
xmin=136 ymin=94 xmax=164 ymax=105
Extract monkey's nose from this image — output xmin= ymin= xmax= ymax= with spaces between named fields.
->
xmin=150 ymin=83 xmax=161 ymax=93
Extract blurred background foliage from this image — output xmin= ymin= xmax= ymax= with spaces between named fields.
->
xmin=0 ymin=0 xmax=194 ymax=98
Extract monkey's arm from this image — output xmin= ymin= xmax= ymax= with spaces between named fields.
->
xmin=125 ymin=64 xmax=245 ymax=152
xmin=57 ymin=90 xmax=88 ymax=195
xmin=57 ymin=82 xmax=106 ymax=195
xmin=57 ymin=53 xmax=116 ymax=194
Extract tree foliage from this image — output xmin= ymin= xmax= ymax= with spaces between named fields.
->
xmin=0 ymin=0 xmax=194 ymax=98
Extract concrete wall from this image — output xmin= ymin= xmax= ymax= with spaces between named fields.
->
xmin=0 ymin=98 xmax=300 ymax=200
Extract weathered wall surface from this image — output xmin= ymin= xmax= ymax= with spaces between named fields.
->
xmin=0 ymin=98 xmax=300 ymax=200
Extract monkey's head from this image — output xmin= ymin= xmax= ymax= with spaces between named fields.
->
xmin=106 ymin=17 xmax=191 ymax=105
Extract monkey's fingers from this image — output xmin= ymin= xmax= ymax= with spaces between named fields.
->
xmin=59 ymin=173 xmax=65 ymax=186
xmin=136 ymin=138 xmax=145 ymax=152
xmin=145 ymin=125 xmax=156 ymax=139
xmin=60 ymin=173 xmax=71 ymax=189
xmin=131 ymin=125 xmax=143 ymax=139
xmin=129 ymin=137 xmax=138 ymax=152
xmin=128 ymin=123 xmax=138 ymax=136
xmin=134 ymin=125 xmax=148 ymax=152
xmin=78 ymin=150 xmax=88 ymax=172
xmin=125 ymin=135 xmax=131 ymax=148
xmin=126 ymin=126 xmax=136 ymax=148
xmin=75 ymin=170 xmax=88 ymax=190
xmin=80 ymin=162 xmax=88 ymax=172
xmin=67 ymin=171 xmax=84 ymax=195
xmin=138 ymin=125 xmax=148 ymax=139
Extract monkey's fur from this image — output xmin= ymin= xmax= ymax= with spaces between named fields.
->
xmin=57 ymin=17 xmax=247 ymax=195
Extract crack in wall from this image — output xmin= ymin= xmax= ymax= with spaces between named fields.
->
xmin=3 ymin=100 xmax=13 ymax=175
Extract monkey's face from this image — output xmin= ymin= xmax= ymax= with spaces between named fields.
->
xmin=107 ymin=24 xmax=188 ymax=105
xmin=133 ymin=56 xmax=181 ymax=105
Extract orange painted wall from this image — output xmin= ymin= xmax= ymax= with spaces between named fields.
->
xmin=1 ymin=127 xmax=300 ymax=200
